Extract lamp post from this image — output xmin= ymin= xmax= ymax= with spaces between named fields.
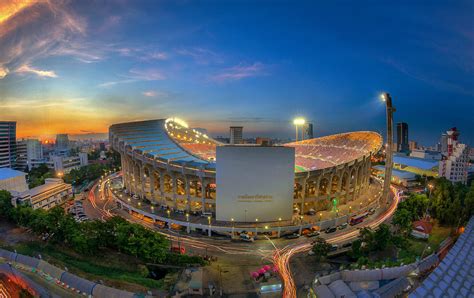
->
xmin=381 ymin=93 xmax=395 ymax=206
xmin=428 ymin=184 xmax=434 ymax=198
xmin=231 ymin=218 xmax=235 ymax=237
xmin=293 ymin=117 xmax=306 ymax=142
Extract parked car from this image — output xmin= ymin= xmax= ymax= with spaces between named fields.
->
xmin=368 ymin=208 xmax=376 ymax=215
xmin=329 ymin=244 xmax=338 ymax=252
xmin=325 ymin=227 xmax=337 ymax=233
xmin=240 ymin=234 xmax=255 ymax=242
xmin=305 ymin=231 xmax=320 ymax=238
xmin=306 ymin=209 xmax=316 ymax=215
xmin=338 ymin=223 xmax=348 ymax=230
xmin=342 ymin=242 xmax=352 ymax=248
xmin=285 ymin=233 xmax=300 ymax=239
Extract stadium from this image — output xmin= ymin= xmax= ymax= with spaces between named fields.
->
xmin=109 ymin=118 xmax=383 ymax=223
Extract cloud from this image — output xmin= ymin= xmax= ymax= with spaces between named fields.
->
xmin=383 ymin=58 xmax=474 ymax=97
xmin=142 ymin=90 xmax=157 ymax=97
xmin=16 ymin=64 xmax=57 ymax=78
xmin=0 ymin=0 xmax=92 ymax=79
xmin=0 ymin=66 xmax=8 ymax=79
xmin=210 ymin=62 xmax=268 ymax=82
xmin=176 ymin=47 xmax=223 ymax=65
xmin=99 ymin=68 xmax=166 ymax=87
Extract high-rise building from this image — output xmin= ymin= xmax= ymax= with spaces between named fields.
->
xmin=15 ymin=139 xmax=43 ymax=170
xmin=15 ymin=140 xmax=28 ymax=171
xmin=438 ymin=128 xmax=469 ymax=184
xmin=55 ymin=134 xmax=70 ymax=150
xmin=229 ymin=126 xmax=243 ymax=144
xmin=409 ymin=141 xmax=418 ymax=151
xmin=439 ymin=133 xmax=448 ymax=154
xmin=0 ymin=121 xmax=17 ymax=168
xmin=304 ymin=123 xmax=314 ymax=139
xmin=396 ymin=122 xmax=409 ymax=152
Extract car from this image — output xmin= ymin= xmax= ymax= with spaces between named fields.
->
xmin=368 ymin=208 xmax=376 ymax=215
xmin=285 ymin=233 xmax=300 ymax=239
xmin=175 ymin=209 xmax=185 ymax=214
xmin=305 ymin=231 xmax=320 ymax=238
xmin=342 ymin=242 xmax=352 ymax=248
xmin=338 ymin=223 xmax=348 ymax=230
xmin=240 ymin=234 xmax=255 ymax=242
xmin=308 ymin=250 xmax=315 ymax=256
xmin=325 ymin=227 xmax=337 ymax=233
xmin=329 ymin=244 xmax=338 ymax=252
xmin=306 ymin=209 xmax=316 ymax=215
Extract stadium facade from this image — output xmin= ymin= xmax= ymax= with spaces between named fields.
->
xmin=109 ymin=118 xmax=383 ymax=222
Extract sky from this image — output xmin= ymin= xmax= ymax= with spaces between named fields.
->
xmin=0 ymin=0 xmax=473 ymax=146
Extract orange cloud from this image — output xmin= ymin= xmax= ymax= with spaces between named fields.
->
xmin=0 ymin=0 xmax=40 ymax=25
xmin=16 ymin=64 xmax=58 ymax=78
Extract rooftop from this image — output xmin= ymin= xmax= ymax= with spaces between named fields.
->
xmin=373 ymin=165 xmax=417 ymax=180
xmin=0 ymin=168 xmax=26 ymax=180
xmin=393 ymin=154 xmax=439 ymax=170
xmin=29 ymin=179 xmax=70 ymax=197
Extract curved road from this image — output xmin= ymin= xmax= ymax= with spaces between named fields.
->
xmin=86 ymin=173 xmax=400 ymax=297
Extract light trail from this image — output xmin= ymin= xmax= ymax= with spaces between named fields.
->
xmin=276 ymin=185 xmax=401 ymax=298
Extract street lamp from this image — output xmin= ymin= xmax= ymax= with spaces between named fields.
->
xmin=428 ymin=184 xmax=434 ymax=198
xmin=186 ymin=213 xmax=190 ymax=222
xmin=207 ymin=216 xmax=211 ymax=225
xmin=167 ymin=209 xmax=171 ymax=218
xmin=293 ymin=117 xmax=306 ymax=142
xmin=380 ymin=92 xmax=396 ymax=205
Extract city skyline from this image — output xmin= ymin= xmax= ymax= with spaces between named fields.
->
xmin=0 ymin=1 xmax=473 ymax=145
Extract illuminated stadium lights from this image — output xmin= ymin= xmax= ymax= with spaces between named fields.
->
xmin=293 ymin=117 xmax=306 ymax=142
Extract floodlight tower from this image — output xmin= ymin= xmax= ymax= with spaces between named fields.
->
xmin=381 ymin=93 xmax=395 ymax=205
xmin=293 ymin=118 xmax=306 ymax=142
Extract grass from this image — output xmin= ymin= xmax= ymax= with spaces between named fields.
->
xmin=0 ymin=241 xmax=166 ymax=292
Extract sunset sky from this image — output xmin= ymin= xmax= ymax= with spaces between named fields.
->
xmin=0 ymin=0 xmax=473 ymax=145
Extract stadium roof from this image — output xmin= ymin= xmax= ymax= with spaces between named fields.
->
xmin=110 ymin=119 xmax=382 ymax=173
xmin=0 ymin=168 xmax=26 ymax=180
xmin=410 ymin=216 xmax=474 ymax=297
xmin=393 ymin=155 xmax=438 ymax=170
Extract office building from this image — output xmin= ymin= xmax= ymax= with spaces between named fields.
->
xmin=0 ymin=121 xmax=17 ymax=168
xmin=55 ymin=134 xmax=70 ymax=150
xmin=396 ymin=122 xmax=409 ymax=152
xmin=438 ymin=128 xmax=469 ymax=184
xmin=439 ymin=133 xmax=448 ymax=154
xmin=0 ymin=168 xmax=28 ymax=193
xmin=304 ymin=123 xmax=314 ymax=139
xmin=229 ymin=126 xmax=243 ymax=144
xmin=52 ymin=152 xmax=88 ymax=174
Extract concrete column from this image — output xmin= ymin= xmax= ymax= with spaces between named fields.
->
xmin=300 ymin=177 xmax=307 ymax=215
xmin=185 ymin=176 xmax=191 ymax=212
xmin=149 ymin=169 xmax=155 ymax=202
xmin=140 ymin=164 xmax=146 ymax=199
xmin=200 ymin=177 xmax=206 ymax=213
xmin=159 ymin=171 xmax=165 ymax=206
xmin=172 ymin=174 xmax=177 ymax=209
xmin=315 ymin=176 xmax=321 ymax=198
xmin=337 ymin=170 xmax=344 ymax=194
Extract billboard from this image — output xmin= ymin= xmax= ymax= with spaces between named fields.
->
xmin=216 ymin=146 xmax=295 ymax=222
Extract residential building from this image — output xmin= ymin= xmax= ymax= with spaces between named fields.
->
xmin=55 ymin=134 xmax=69 ymax=150
xmin=0 ymin=168 xmax=28 ymax=193
xmin=18 ymin=178 xmax=73 ymax=210
xmin=439 ymin=133 xmax=448 ymax=154
xmin=0 ymin=121 xmax=16 ymax=168
xmin=229 ymin=126 xmax=243 ymax=144
xmin=396 ymin=122 xmax=409 ymax=152
xmin=304 ymin=123 xmax=314 ymax=139
xmin=438 ymin=128 xmax=469 ymax=184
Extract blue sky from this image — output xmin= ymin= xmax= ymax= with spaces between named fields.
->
xmin=0 ymin=0 xmax=472 ymax=145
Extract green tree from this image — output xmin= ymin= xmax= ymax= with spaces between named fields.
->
xmin=392 ymin=208 xmax=413 ymax=235
xmin=311 ymin=237 xmax=332 ymax=261
xmin=374 ymin=224 xmax=392 ymax=251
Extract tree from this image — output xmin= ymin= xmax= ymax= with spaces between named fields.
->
xmin=311 ymin=237 xmax=332 ymax=261
xmin=373 ymin=224 xmax=392 ymax=251
xmin=392 ymin=208 xmax=413 ymax=235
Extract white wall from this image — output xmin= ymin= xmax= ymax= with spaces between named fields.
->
xmin=216 ymin=146 xmax=295 ymax=222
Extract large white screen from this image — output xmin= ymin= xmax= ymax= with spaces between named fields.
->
xmin=216 ymin=146 xmax=295 ymax=222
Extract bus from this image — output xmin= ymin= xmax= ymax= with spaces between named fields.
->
xmin=349 ymin=212 xmax=368 ymax=226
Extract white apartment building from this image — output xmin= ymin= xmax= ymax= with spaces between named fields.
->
xmin=438 ymin=128 xmax=469 ymax=184
xmin=0 ymin=168 xmax=28 ymax=193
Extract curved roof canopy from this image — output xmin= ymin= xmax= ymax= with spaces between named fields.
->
xmin=110 ymin=119 xmax=382 ymax=173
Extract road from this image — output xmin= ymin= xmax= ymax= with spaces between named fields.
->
xmin=84 ymin=173 xmax=400 ymax=297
